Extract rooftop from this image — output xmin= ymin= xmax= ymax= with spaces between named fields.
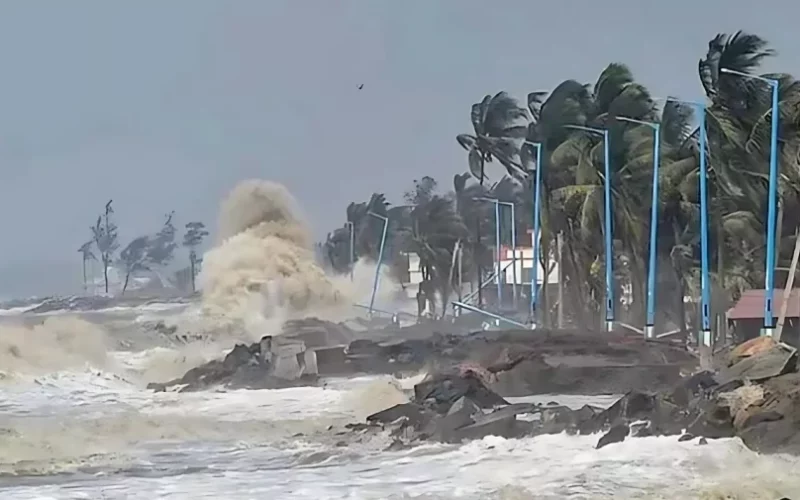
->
xmin=727 ymin=289 xmax=800 ymax=320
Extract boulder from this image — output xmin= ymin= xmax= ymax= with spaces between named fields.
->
xmin=367 ymin=403 xmax=434 ymax=429
xmin=728 ymin=336 xmax=777 ymax=365
xmin=717 ymin=342 xmax=797 ymax=385
xmin=147 ymin=335 xmax=318 ymax=392
xmin=414 ymin=373 xmax=508 ymax=411
xmin=596 ymin=423 xmax=629 ymax=449
xmin=344 ymin=336 xmax=800 ymax=454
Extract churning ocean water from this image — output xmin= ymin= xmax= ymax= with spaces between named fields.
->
xmin=1 ymin=308 xmax=800 ymax=499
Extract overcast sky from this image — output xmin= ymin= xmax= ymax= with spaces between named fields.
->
xmin=0 ymin=0 xmax=797 ymax=297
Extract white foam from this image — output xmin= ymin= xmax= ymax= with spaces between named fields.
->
xmin=1 ymin=353 xmax=798 ymax=499
xmin=4 ymin=433 xmax=800 ymax=499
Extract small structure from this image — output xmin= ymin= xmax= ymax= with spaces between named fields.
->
xmin=726 ymin=289 xmax=800 ymax=347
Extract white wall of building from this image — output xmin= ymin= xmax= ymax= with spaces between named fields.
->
xmin=499 ymin=247 xmax=559 ymax=285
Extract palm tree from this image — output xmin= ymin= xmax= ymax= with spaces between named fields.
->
xmin=542 ymin=63 xmax=658 ymax=327
xmin=398 ymin=194 xmax=468 ymax=317
xmin=318 ymin=30 xmax=800 ymax=331
xmin=700 ymin=31 xmax=800 ymax=300
xmin=78 ymin=240 xmax=96 ymax=293
xmin=457 ymin=92 xmax=528 ymax=306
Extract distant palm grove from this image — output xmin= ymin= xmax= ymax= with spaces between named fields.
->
xmin=323 ymin=31 xmax=800 ymax=333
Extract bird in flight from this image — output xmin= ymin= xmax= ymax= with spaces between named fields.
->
xmin=358 ymin=84 xmax=364 ymax=90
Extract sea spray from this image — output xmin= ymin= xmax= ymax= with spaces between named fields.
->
xmin=197 ymin=179 xmax=401 ymax=338
xmin=0 ymin=316 xmax=112 ymax=377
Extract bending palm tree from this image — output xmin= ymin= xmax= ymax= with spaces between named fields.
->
xmin=456 ymin=92 xmax=528 ymax=306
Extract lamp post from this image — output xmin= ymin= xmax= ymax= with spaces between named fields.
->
xmin=664 ymin=97 xmax=711 ymax=346
xmin=367 ymin=211 xmax=389 ymax=318
xmin=525 ymin=141 xmax=543 ymax=325
xmin=720 ymin=68 xmax=780 ymax=337
xmin=498 ymin=200 xmax=517 ymax=310
xmin=345 ymin=221 xmax=355 ymax=281
xmin=617 ymin=116 xmax=661 ymax=340
xmin=565 ymin=125 xmax=614 ymax=332
xmin=474 ymin=197 xmax=505 ymax=309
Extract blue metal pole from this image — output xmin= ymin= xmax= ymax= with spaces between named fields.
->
xmin=764 ymin=80 xmax=780 ymax=336
xmin=645 ymin=125 xmax=661 ymax=339
xmin=530 ymin=143 xmax=543 ymax=322
xmin=719 ymin=69 xmax=781 ymax=337
xmin=602 ymin=130 xmax=614 ymax=332
xmin=368 ymin=214 xmax=389 ymax=317
xmin=495 ymin=200 xmax=502 ymax=309
xmin=698 ymin=104 xmax=711 ymax=346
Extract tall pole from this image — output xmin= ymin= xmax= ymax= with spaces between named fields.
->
xmin=647 ymin=125 xmax=661 ymax=339
xmin=500 ymin=202 xmax=518 ymax=311
xmin=765 ymin=80 xmax=780 ymax=336
xmin=720 ymin=68 xmax=781 ymax=337
xmin=698 ymin=104 xmax=711 ymax=347
xmin=601 ymin=130 xmax=614 ymax=333
xmin=528 ymin=142 xmax=543 ymax=324
xmin=618 ymin=117 xmax=661 ymax=339
xmin=367 ymin=212 xmax=389 ymax=317
xmin=564 ymin=125 xmax=613 ymax=331
xmin=495 ymin=200 xmax=502 ymax=309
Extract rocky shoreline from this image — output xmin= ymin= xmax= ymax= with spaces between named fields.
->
xmin=343 ymin=336 xmax=800 ymax=456
xmin=145 ymin=319 xmax=697 ymax=396
xmin=144 ymin=317 xmax=800 ymax=455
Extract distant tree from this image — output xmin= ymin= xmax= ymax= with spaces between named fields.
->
xmin=403 ymin=176 xmax=438 ymax=206
xmin=91 ymin=200 xmax=119 ymax=294
xmin=182 ymin=221 xmax=209 ymax=292
xmin=118 ymin=236 xmax=151 ymax=294
xmin=77 ymin=240 xmax=96 ymax=293
xmin=146 ymin=211 xmax=178 ymax=267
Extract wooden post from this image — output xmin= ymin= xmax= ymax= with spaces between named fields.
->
xmin=775 ymin=228 xmax=800 ymax=342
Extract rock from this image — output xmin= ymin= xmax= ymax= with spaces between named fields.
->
xmin=668 ymin=370 xmax=717 ymax=407
xmin=424 ymin=396 xmax=484 ymax=442
xmin=539 ymin=405 xmax=580 ymax=435
xmin=367 ymin=403 xmax=432 ymax=428
xmin=741 ymin=410 xmax=783 ymax=429
xmin=685 ymin=399 xmax=735 ymax=439
xmin=452 ymin=410 xmax=519 ymax=442
xmin=728 ymin=336 xmax=777 ymax=365
xmin=385 ymin=439 xmax=410 ymax=451
xmin=413 ymin=373 xmax=508 ymax=411
xmin=597 ymin=423 xmax=629 ymax=449
xmin=582 ymin=391 xmax=656 ymax=434
xmin=717 ymin=342 xmax=797 ymax=385
xmin=148 ymin=335 xmax=318 ymax=392
xmin=630 ymin=421 xmax=653 ymax=437
xmin=698 ymin=437 xmax=708 ymax=445
xmin=339 ymin=335 xmax=800 ymax=453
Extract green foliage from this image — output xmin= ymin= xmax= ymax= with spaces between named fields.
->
xmin=118 ymin=236 xmax=151 ymax=294
xmin=90 ymin=200 xmax=119 ymax=294
xmin=325 ymin=30 xmax=800 ymax=331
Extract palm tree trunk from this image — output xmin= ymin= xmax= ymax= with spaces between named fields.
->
xmin=122 ymin=272 xmax=131 ymax=295
xmin=672 ymin=222 xmax=688 ymax=336
xmin=103 ymin=256 xmax=109 ymax=294
xmin=190 ymin=251 xmax=197 ymax=292
xmin=476 ymin=159 xmax=486 ymax=307
xmin=82 ymin=256 xmax=87 ymax=293
xmin=539 ymin=233 xmax=551 ymax=327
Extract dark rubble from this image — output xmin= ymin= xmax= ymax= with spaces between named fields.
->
xmin=349 ymin=336 xmax=800 ymax=456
